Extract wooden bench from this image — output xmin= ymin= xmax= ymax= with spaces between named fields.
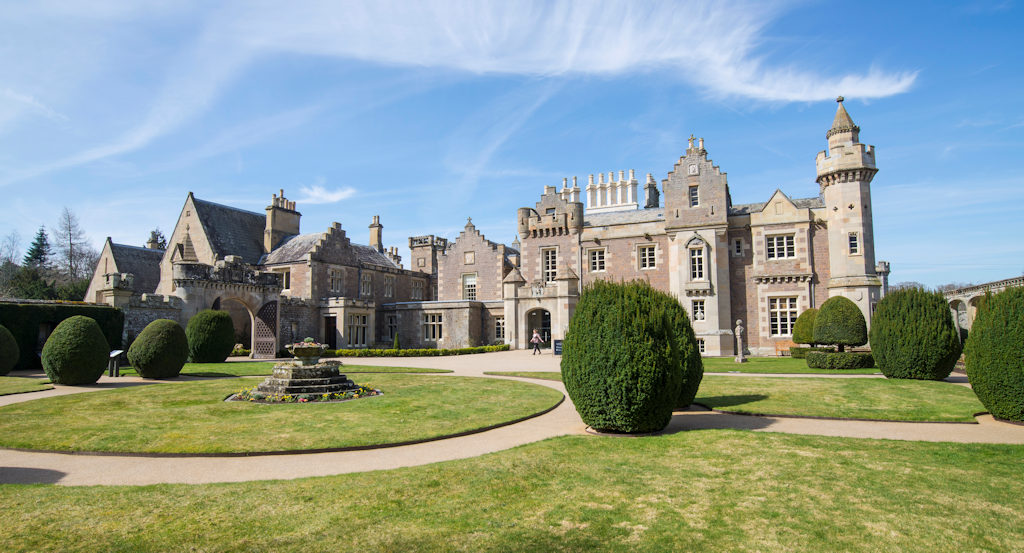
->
xmin=774 ymin=340 xmax=797 ymax=357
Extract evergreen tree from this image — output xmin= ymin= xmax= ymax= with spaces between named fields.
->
xmin=812 ymin=296 xmax=867 ymax=352
xmin=147 ymin=228 xmax=168 ymax=250
xmin=23 ymin=226 xmax=51 ymax=268
xmin=7 ymin=265 xmax=56 ymax=299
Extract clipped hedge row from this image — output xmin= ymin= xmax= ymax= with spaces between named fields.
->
xmin=790 ymin=346 xmax=835 ymax=359
xmin=0 ymin=324 xmax=19 ymax=375
xmin=806 ymin=351 xmax=875 ymax=370
xmin=0 ymin=301 xmax=123 ymax=371
xmin=320 ymin=344 xmax=509 ymax=358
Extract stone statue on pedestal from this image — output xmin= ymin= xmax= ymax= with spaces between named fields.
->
xmin=734 ymin=319 xmax=747 ymax=363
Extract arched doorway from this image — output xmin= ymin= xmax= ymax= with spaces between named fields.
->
xmin=213 ymin=297 xmax=254 ymax=349
xmin=526 ymin=308 xmax=551 ymax=348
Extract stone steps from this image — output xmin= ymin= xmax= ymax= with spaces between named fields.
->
xmin=254 ymin=360 xmax=360 ymax=396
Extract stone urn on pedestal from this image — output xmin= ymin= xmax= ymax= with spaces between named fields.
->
xmin=253 ymin=339 xmax=357 ymax=396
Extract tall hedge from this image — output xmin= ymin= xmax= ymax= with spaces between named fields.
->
xmin=869 ymin=288 xmax=961 ymax=380
xmin=0 ymin=302 xmax=123 ymax=371
xmin=0 ymin=324 xmax=19 ymax=375
xmin=128 ymin=319 xmax=189 ymax=379
xmin=792 ymin=308 xmax=818 ymax=345
xmin=561 ymin=280 xmax=700 ymax=433
xmin=964 ymin=287 xmax=1024 ymax=421
xmin=186 ymin=310 xmax=235 ymax=363
xmin=813 ymin=296 xmax=867 ymax=352
xmin=40 ymin=315 xmax=109 ymax=385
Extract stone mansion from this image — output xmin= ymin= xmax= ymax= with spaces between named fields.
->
xmin=85 ymin=99 xmax=889 ymax=357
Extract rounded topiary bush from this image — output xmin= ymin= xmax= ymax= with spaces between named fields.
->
xmin=561 ymin=280 xmax=698 ymax=433
xmin=813 ymin=296 xmax=867 ymax=352
xmin=40 ymin=315 xmax=109 ymax=385
xmin=792 ymin=308 xmax=818 ymax=346
xmin=869 ymin=287 xmax=961 ymax=380
xmin=964 ymin=287 xmax=1024 ymax=421
xmin=0 ymin=324 xmax=19 ymax=375
xmin=186 ymin=310 xmax=235 ymax=363
xmin=128 ymin=319 xmax=189 ymax=379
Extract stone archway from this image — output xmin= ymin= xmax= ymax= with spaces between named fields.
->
xmin=214 ymin=297 xmax=255 ymax=349
xmin=253 ymin=301 xmax=279 ymax=359
xmin=949 ymin=299 xmax=968 ymax=341
xmin=526 ymin=308 xmax=552 ymax=348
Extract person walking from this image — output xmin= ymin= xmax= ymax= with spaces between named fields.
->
xmin=530 ymin=329 xmax=542 ymax=355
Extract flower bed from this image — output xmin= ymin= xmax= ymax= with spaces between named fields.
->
xmin=229 ymin=385 xmax=381 ymax=404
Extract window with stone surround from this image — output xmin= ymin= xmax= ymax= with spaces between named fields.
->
xmin=346 ymin=313 xmax=368 ymax=347
xmin=766 ymin=234 xmax=796 ymax=259
xmin=769 ymin=296 xmax=799 ymax=336
xmin=588 ymin=248 xmax=606 ymax=272
xmin=275 ymin=269 xmax=291 ymax=290
xmin=495 ymin=316 xmax=505 ymax=341
xmin=689 ymin=247 xmax=705 ymax=280
xmin=360 ymin=272 xmax=373 ymax=297
xmin=692 ymin=300 xmax=705 ymax=321
xmin=697 ymin=338 xmax=705 ymax=354
xmin=639 ymin=245 xmax=656 ymax=269
xmin=733 ymin=238 xmax=743 ymax=257
xmin=462 ymin=273 xmax=477 ymax=300
xmin=542 ymin=248 xmax=557 ymax=283
xmin=384 ymin=275 xmax=395 ymax=298
xmin=329 ymin=269 xmax=343 ymax=295
xmin=412 ymin=280 xmax=424 ymax=300
xmin=423 ymin=313 xmax=442 ymax=341
xmin=689 ymin=185 xmax=699 ymax=207
xmin=848 ymin=232 xmax=860 ymax=255
xmin=386 ymin=315 xmax=397 ymax=340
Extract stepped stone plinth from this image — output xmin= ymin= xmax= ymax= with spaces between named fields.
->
xmin=254 ymin=344 xmax=358 ymax=395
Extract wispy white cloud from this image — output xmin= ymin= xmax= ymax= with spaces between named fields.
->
xmin=296 ymin=178 xmax=356 ymax=204
xmin=0 ymin=0 xmax=917 ymax=187
xmin=1 ymin=88 xmax=69 ymax=123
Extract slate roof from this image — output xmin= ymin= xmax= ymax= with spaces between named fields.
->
xmin=261 ymin=233 xmax=321 ymax=264
xmin=109 ymin=243 xmax=164 ymax=294
xmin=584 ymin=208 xmax=665 ymax=227
xmin=261 ymin=232 xmax=401 ymax=269
xmin=192 ymin=197 xmax=266 ymax=264
xmin=728 ymin=196 xmax=824 ymax=216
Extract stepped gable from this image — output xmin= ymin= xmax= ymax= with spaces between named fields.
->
xmin=108 ymin=242 xmax=164 ymax=294
xmin=261 ymin=222 xmax=400 ymax=269
xmin=191 ymin=197 xmax=266 ymax=264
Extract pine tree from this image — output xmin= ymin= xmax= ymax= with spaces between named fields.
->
xmin=147 ymin=228 xmax=168 ymax=250
xmin=22 ymin=226 xmax=51 ymax=268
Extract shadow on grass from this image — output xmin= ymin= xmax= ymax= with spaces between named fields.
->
xmin=0 ymin=467 xmax=67 ymax=484
xmin=183 ymin=372 xmax=243 ymax=378
xmin=697 ymin=394 xmax=769 ymax=408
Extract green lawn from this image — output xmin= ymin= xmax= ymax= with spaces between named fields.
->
xmin=486 ymin=371 xmax=984 ymax=422
xmin=118 ymin=361 xmax=450 ymax=377
xmin=702 ymin=356 xmax=881 ymax=374
xmin=697 ymin=375 xmax=985 ymax=422
xmin=485 ymin=371 xmax=563 ymax=381
xmin=0 ymin=376 xmax=52 ymax=396
xmin=2 ymin=431 xmax=1021 ymax=552
xmin=0 ymin=375 xmax=561 ymax=454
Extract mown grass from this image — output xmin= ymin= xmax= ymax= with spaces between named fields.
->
xmin=0 ymin=376 xmax=52 ymax=396
xmin=0 ymin=375 xmax=561 ymax=453
xmin=485 ymin=372 xmax=984 ymax=422
xmin=2 ymin=431 xmax=1022 ymax=552
xmin=117 ymin=362 xmax=450 ymax=378
xmin=696 ymin=375 xmax=985 ymax=422
xmin=702 ymin=356 xmax=880 ymax=374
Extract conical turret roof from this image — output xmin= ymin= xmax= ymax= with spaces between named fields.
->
xmin=827 ymin=96 xmax=860 ymax=139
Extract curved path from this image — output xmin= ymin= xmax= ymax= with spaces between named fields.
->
xmin=1 ymin=350 xmax=1022 ymax=486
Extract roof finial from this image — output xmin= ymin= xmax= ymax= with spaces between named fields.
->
xmin=836 ymin=95 xmax=844 ymax=103
xmin=688 ymin=134 xmax=695 ymax=149
xmin=466 ymin=216 xmax=473 ymax=226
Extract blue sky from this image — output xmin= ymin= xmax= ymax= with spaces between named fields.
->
xmin=1 ymin=0 xmax=1021 ymax=287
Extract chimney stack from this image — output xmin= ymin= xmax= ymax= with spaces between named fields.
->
xmin=369 ymin=215 xmax=383 ymax=252
xmin=264 ymin=189 xmax=301 ymax=253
